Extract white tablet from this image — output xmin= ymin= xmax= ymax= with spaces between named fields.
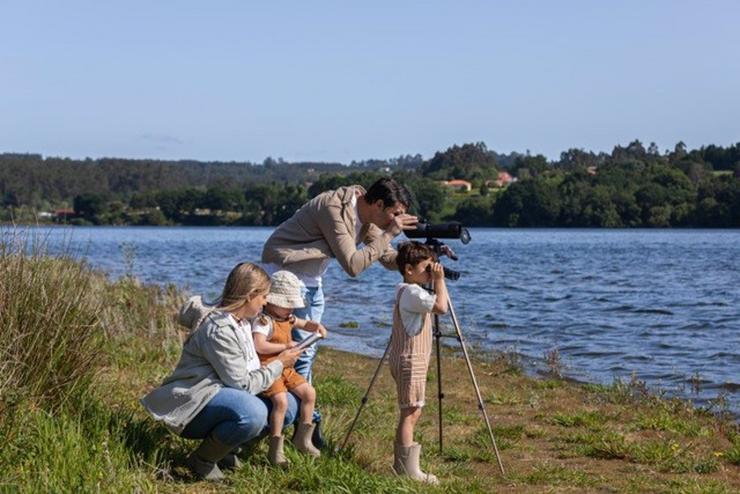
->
xmin=296 ymin=333 xmax=323 ymax=351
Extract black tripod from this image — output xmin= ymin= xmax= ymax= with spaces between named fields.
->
xmin=339 ymin=244 xmax=505 ymax=475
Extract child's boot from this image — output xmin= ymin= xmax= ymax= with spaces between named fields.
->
xmin=292 ymin=422 xmax=321 ymax=457
xmin=268 ymin=435 xmax=289 ymax=466
xmin=393 ymin=442 xmax=439 ymax=484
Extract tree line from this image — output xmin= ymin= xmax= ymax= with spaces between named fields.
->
xmin=1 ymin=140 xmax=738 ymax=227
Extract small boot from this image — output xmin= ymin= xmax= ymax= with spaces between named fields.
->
xmin=268 ymin=435 xmax=290 ymax=466
xmin=292 ymin=422 xmax=321 ymax=457
xmin=185 ymin=434 xmax=233 ymax=481
xmin=393 ymin=442 xmax=439 ymax=484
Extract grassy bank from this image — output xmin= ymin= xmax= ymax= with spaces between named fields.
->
xmin=1 ymin=247 xmax=738 ymax=492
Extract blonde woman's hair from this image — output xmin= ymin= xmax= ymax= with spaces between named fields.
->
xmin=217 ymin=262 xmax=271 ymax=313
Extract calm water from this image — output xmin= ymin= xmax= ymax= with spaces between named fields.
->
xmin=13 ymin=226 xmax=740 ymax=415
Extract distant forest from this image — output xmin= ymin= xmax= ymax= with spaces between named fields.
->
xmin=2 ymin=140 xmax=739 ymax=227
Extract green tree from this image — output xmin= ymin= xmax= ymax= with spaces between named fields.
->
xmin=73 ymin=194 xmax=108 ymax=220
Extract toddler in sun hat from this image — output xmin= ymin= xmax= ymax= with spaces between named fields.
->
xmin=251 ymin=270 xmax=328 ymax=466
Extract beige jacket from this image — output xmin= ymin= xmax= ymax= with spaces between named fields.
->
xmin=261 ymin=185 xmax=397 ymax=277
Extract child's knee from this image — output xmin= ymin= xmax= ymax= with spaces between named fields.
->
xmin=272 ymin=393 xmax=289 ymax=410
xmin=401 ymin=406 xmax=422 ymax=420
xmin=304 ymin=384 xmax=316 ymax=401
xmin=294 ymin=383 xmax=315 ymax=402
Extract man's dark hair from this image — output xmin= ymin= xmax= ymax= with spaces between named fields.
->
xmin=364 ymin=177 xmax=413 ymax=209
xmin=396 ymin=241 xmax=436 ymax=276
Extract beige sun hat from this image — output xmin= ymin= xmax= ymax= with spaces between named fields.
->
xmin=267 ymin=270 xmax=306 ymax=309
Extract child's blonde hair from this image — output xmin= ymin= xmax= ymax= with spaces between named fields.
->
xmin=218 ymin=262 xmax=271 ymax=312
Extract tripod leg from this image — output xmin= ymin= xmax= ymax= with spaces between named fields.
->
xmin=339 ymin=338 xmax=392 ymax=452
xmin=448 ymin=297 xmax=506 ymax=475
xmin=434 ymin=314 xmax=444 ymax=454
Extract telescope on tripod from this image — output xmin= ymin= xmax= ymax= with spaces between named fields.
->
xmin=339 ymin=222 xmax=505 ymax=475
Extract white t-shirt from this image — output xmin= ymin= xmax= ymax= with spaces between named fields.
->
xmin=226 ymin=313 xmax=262 ymax=372
xmin=250 ymin=315 xmax=274 ymax=339
xmin=396 ymin=282 xmax=436 ymax=337
xmin=264 ymin=193 xmax=364 ymax=288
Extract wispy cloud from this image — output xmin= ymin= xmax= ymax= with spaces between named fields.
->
xmin=137 ymin=133 xmax=184 ymax=145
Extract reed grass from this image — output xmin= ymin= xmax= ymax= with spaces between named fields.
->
xmin=1 ymin=229 xmax=103 ymax=414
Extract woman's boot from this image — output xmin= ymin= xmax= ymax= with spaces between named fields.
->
xmin=292 ymin=422 xmax=321 ymax=457
xmin=268 ymin=435 xmax=289 ymax=466
xmin=217 ymin=450 xmax=243 ymax=471
xmin=185 ymin=434 xmax=233 ymax=481
xmin=393 ymin=442 xmax=439 ymax=484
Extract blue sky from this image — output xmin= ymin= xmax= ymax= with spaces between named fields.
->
xmin=1 ymin=1 xmax=739 ymax=163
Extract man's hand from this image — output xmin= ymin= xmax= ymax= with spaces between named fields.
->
xmin=305 ymin=320 xmax=328 ymax=338
xmin=385 ymin=213 xmax=419 ymax=238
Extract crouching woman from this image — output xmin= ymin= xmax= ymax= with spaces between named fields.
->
xmin=140 ymin=262 xmax=304 ymax=481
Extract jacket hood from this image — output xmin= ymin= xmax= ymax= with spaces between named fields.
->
xmin=178 ymin=295 xmax=215 ymax=333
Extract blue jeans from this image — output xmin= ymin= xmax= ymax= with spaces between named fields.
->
xmin=292 ymin=285 xmax=325 ymax=384
xmin=292 ymin=285 xmax=324 ymax=424
xmin=181 ymin=387 xmax=299 ymax=447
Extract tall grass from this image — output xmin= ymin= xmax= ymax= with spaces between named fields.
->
xmin=0 ymin=229 xmax=104 ymax=413
xmin=0 ymin=228 xmax=182 ymax=492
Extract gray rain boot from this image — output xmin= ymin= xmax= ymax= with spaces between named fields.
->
xmin=217 ymin=451 xmax=243 ymax=471
xmin=393 ymin=442 xmax=439 ymax=485
xmin=268 ymin=435 xmax=289 ymax=466
xmin=292 ymin=422 xmax=321 ymax=457
xmin=185 ymin=434 xmax=233 ymax=481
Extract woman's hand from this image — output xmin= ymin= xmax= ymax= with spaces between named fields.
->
xmin=276 ymin=347 xmax=303 ymax=368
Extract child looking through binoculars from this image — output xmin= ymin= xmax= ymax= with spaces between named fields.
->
xmin=388 ymin=241 xmax=449 ymax=484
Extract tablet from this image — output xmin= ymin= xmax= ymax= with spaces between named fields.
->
xmin=296 ymin=333 xmax=323 ymax=351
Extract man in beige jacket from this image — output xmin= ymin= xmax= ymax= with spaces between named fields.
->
xmin=261 ymin=177 xmax=418 ymax=446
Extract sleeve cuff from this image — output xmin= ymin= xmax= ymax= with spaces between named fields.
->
xmin=266 ymin=359 xmax=284 ymax=378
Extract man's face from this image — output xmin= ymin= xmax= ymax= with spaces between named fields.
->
xmin=370 ymin=200 xmax=407 ymax=229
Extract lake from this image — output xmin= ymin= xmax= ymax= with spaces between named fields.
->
xmin=11 ymin=226 xmax=740 ymax=416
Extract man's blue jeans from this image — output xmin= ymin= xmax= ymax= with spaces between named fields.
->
xmin=181 ymin=387 xmax=299 ymax=447
xmin=292 ymin=285 xmax=325 ymax=384
xmin=292 ymin=285 xmax=324 ymax=425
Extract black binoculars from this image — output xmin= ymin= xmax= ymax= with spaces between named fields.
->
xmin=425 ymin=263 xmax=460 ymax=281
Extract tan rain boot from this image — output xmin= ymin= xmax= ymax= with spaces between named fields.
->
xmin=268 ymin=435 xmax=290 ymax=466
xmin=292 ymin=422 xmax=321 ymax=457
xmin=393 ymin=442 xmax=439 ymax=484
xmin=185 ymin=434 xmax=233 ymax=481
